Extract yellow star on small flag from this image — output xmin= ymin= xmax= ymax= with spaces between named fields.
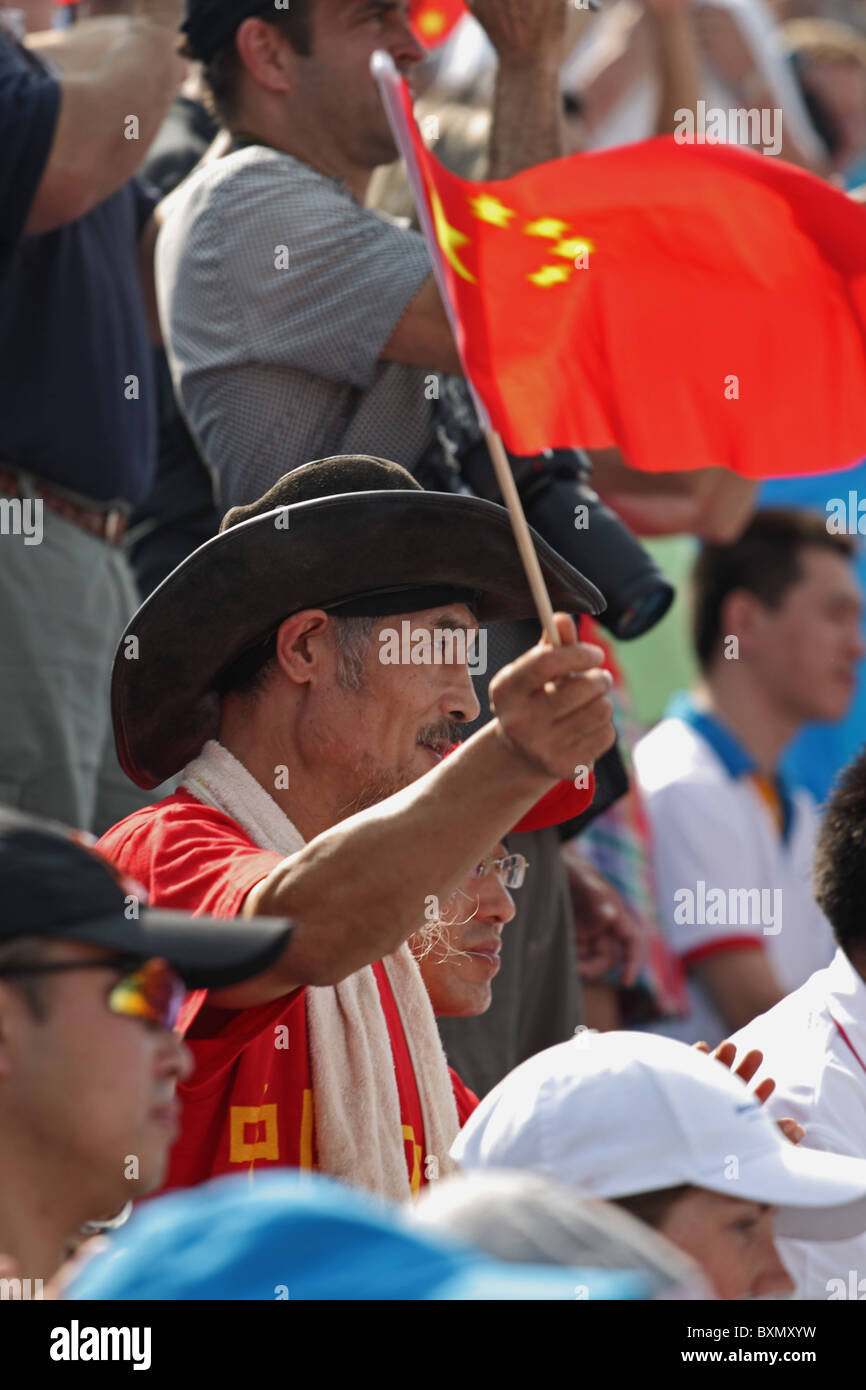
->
xmin=524 ymin=218 xmax=571 ymax=240
xmin=528 ymin=264 xmax=572 ymax=288
xmin=553 ymin=237 xmax=594 ymax=260
xmin=418 ymin=7 xmax=447 ymax=37
xmin=469 ymin=193 xmax=516 ymax=228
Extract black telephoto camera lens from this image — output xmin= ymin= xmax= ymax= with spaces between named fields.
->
xmin=460 ymin=443 xmax=674 ymax=641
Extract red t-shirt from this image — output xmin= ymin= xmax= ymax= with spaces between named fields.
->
xmin=98 ymin=791 xmax=475 ymax=1193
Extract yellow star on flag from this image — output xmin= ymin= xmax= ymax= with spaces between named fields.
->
xmin=469 ymin=193 xmax=516 ymax=228
xmin=430 ymin=184 xmax=477 ymax=283
xmin=553 ymin=237 xmax=594 ymax=260
xmin=418 ymin=7 xmax=447 ymax=37
xmin=524 ymin=218 xmax=571 ymax=240
xmin=528 ymin=264 xmax=572 ymax=289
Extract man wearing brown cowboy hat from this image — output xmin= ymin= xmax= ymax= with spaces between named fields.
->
xmin=98 ymin=455 xmax=616 ymax=1199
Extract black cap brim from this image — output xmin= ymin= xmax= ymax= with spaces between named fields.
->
xmin=63 ymin=910 xmax=293 ymax=991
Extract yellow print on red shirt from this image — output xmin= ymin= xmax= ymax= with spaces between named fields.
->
xmin=228 ymin=1090 xmax=316 ymax=1170
xmin=403 ymin=1124 xmax=422 ymax=1196
xmin=229 ymin=1103 xmax=279 ymax=1163
xmin=229 ymin=1097 xmax=416 ymax=1182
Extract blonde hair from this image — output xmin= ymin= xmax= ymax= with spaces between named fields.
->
xmin=783 ymin=18 xmax=866 ymax=71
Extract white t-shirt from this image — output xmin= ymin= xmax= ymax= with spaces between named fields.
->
xmin=732 ymin=950 xmax=866 ymax=1300
xmin=633 ymin=711 xmax=835 ymax=1047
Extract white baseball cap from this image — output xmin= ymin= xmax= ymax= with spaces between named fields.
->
xmin=451 ymin=1031 xmax=866 ymax=1242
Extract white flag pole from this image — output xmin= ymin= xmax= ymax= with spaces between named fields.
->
xmin=371 ymin=50 xmax=561 ymax=648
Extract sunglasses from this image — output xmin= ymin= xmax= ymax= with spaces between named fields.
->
xmin=0 ymin=954 xmax=186 ymax=1030
xmin=469 ymin=854 xmax=529 ymax=889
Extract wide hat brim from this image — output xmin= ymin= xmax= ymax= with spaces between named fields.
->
xmin=113 ymin=489 xmax=605 ymax=789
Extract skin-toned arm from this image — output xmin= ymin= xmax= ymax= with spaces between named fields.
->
xmin=206 ymin=617 xmax=617 ymax=1009
xmin=693 ymin=5 xmax=826 ymax=173
xmin=24 ymin=0 xmax=185 ymax=236
xmin=587 ymin=447 xmax=757 ymax=542
xmin=567 ymin=2 xmax=653 ymax=139
xmin=690 ymin=948 xmax=785 ymax=1034
xmin=470 ymin=0 xmax=568 ymax=178
xmin=379 ymin=274 xmax=463 ymax=373
xmin=25 ymin=16 xmax=130 ymax=64
xmin=735 ymin=72 xmax=826 ymax=172
xmin=643 ymin=0 xmax=701 ymax=136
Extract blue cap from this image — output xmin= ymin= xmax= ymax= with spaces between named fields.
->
xmin=66 ymin=1172 xmax=653 ymax=1302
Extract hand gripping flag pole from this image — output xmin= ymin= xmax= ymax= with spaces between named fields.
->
xmin=372 ymin=50 xmax=561 ymax=649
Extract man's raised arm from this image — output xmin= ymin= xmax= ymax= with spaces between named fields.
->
xmin=474 ymin=0 xmax=569 ymax=178
xmin=208 ymin=617 xmax=616 ymax=1008
xmin=24 ymin=0 xmax=184 ymax=235
xmin=382 ymin=0 xmax=572 ymax=369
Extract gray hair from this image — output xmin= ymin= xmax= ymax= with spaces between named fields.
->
xmin=220 ymin=614 xmax=377 ymax=700
xmin=332 ymin=615 xmax=376 ymax=692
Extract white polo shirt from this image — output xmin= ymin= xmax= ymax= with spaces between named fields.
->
xmin=732 ymin=949 xmax=866 ymax=1300
xmin=633 ymin=701 xmax=835 ymax=1047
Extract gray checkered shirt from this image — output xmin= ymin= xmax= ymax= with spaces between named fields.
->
xmin=156 ymin=145 xmax=450 ymax=510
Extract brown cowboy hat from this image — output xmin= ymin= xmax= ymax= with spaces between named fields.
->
xmin=112 ymin=456 xmax=605 ymax=788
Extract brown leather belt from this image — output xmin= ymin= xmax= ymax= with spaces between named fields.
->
xmin=0 ymin=467 xmax=128 ymax=545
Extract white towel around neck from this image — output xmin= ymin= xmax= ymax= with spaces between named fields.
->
xmin=183 ymin=740 xmax=459 ymax=1199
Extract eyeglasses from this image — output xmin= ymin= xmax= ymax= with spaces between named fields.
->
xmin=0 ymin=955 xmax=186 ymax=1030
xmin=469 ymin=854 xmax=529 ymax=889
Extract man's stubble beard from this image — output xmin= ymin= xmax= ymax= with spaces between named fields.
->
xmin=328 ymin=659 xmax=459 ymax=820
xmin=333 ymin=759 xmax=418 ymax=821
xmin=333 ymin=722 xmax=457 ymax=822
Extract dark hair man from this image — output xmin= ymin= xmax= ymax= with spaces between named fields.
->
xmin=732 ymin=747 xmax=866 ymax=1298
xmin=155 ymin=0 xmax=754 ymax=534
xmin=156 ymin=0 xmax=571 ymax=507
xmin=634 ymin=509 xmax=863 ymax=1045
xmin=0 ymin=809 xmax=293 ymax=1292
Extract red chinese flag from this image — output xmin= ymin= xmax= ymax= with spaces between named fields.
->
xmin=384 ymin=72 xmax=866 ymax=478
xmin=409 ymin=0 xmax=467 ymax=48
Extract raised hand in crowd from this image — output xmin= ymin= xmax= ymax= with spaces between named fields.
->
xmin=468 ymin=0 xmax=570 ymax=174
xmin=240 ymin=614 xmax=616 ymax=1000
xmin=697 ymin=1040 xmax=806 ymax=1144
xmin=562 ymin=845 xmax=644 ymax=987
xmin=22 ymin=0 xmax=184 ymax=235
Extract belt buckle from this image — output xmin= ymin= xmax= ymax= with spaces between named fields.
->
xmin=104 ymin=508 xmax=126 ymax=545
